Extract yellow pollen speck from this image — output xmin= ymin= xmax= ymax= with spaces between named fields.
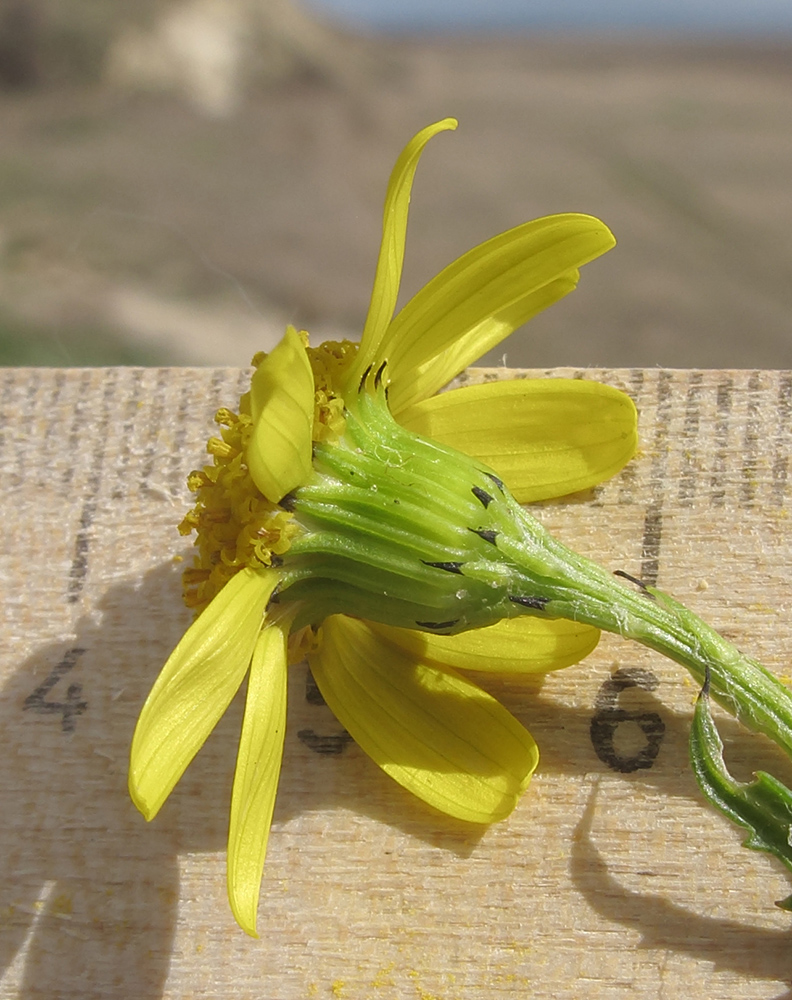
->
xmin=370 ymin=962 xmax=396 ymax=988
xmin=50 ymin=893 xmax=73 ymax=917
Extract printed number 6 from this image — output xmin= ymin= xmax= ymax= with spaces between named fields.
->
xmin=589 ymin=667 xmax=665 ymax=773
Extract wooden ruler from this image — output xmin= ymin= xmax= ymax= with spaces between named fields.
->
xmin=2 ymin=366 xmax=792 ymax=999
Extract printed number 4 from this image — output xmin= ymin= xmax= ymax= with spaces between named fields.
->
xmin=24 ymin=647 xmax=88 ymax=733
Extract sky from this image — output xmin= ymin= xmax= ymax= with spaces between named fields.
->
xmin=304 ymin=0 xmax=792 ymax=32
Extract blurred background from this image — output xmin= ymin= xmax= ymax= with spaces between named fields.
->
xmin=0 ymin=0 xmax=790 ymax=369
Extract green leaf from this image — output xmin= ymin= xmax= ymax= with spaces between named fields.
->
xmin=690 ymin=676 xmax=792 ymax=906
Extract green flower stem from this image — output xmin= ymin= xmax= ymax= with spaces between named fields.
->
xmin=499 ymin=498 xmax=792 ymax=757
xmin=280 ymin=384 xmax=792 ymax=762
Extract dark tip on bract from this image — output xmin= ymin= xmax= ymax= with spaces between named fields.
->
xmin=358 ymin=363 xmax=373 ymax=393
xmin=279 ymin=491 xmax=298 ymax=511
xmin=415 ymin=619 xmax=460 ymax=630
xmin=471 ymin=485 xmax=494 ymax=508
xmin=614 ymin=569 xmax=656 ymax=600
xmin=374 ymin=359 xmax=388 ymax=388
xmin=509 ymin=594 xmax=549 ymax=610
xmin=485 ymin=472 xmax=505 ymax=492
xmin=469 ymin=527 xmax=499 ymax=545
xmin=421 ymin=560 xmax=464 ymax=575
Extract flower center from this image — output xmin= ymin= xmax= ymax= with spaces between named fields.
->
xmin=182 ymin=335 xmax=559 ymax=633
xmin=181 ymin=336 xmax=359 ymax=613
xmin=303 ymin=337 xmax=358 ymax=443
xmin=179 ymin=406 xmax=299 ymax=612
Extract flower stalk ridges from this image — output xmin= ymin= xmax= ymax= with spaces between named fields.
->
xmin=279 ymin=382 xmax=552 ymax=635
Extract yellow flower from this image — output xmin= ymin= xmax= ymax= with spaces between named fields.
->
xmin=129 ymin=118 xmax=637 ymax=935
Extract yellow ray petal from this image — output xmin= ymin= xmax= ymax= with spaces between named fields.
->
xmin=350 ymin=118 xmax=458 ymax=388
xmin=389 ymin=273 xmax=577 ymax=415
xmin=369 ymin=616 xmax=600 ymax=674
xmin=129 ymin=568 xmax=279 ymax=821
xmin=399 ymin=378 xmax=637 ymax=503
xmin=247 ymin=325 xmax=315 ymax=503
xmin=309 ymin=615 xmax=539 ymax=823
xmin=227 ymin=619 xmax=289 ymax=937
xmin=383 ymin=213 xmax=615 ymax=414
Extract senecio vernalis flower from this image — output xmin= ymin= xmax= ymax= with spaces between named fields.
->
xmin=131 ymin=119 xmax=792 ymax=934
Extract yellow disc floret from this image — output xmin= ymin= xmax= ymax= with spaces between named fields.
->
xmin=305 ymin=337 xmax=358 ymax=444
xmin=181 ymin=335 xmax=360 ymax=615
xmin=180 ymin=406 xmax=299 ymax=614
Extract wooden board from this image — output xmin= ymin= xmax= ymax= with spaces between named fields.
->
xmin=2 ymin=365 xmax=792 ymax=999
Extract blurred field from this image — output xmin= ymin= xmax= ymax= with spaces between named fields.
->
xmin=1 ymin=28 xmax=791 ymax=368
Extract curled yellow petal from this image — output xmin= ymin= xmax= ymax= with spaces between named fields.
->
xmin=369 ymin=616 xmax=600 ymax=674
xmin=227 ymin=620 xmax=289 ymax=938
xmin=350 ymin=117 xmax=458 ymax=390
xmin=399 ymin=378 xmax=637 ymax=503
xmin=309 ymin=615 xmax=539 ymax=823
xmin=247 ymin=325 xmax=315 ymax=503
xmin=384 ymin=213 xmax=615 ymax=414
xmin=129 ymin=568 xmax=279 ymax=821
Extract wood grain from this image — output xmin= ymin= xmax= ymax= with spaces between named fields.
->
xmin=2 ymin=366 xmax=792 ymax=999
